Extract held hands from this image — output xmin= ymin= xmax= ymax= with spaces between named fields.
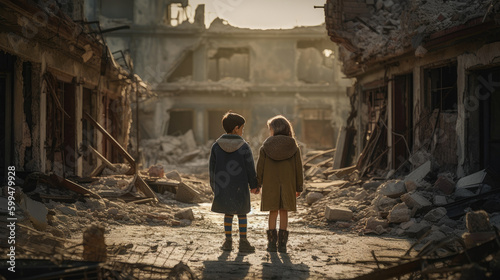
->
xmin=251 ymin=187 xmax=261 ymax=194
xmin=296 ymin=192 xmax=301 ymax=198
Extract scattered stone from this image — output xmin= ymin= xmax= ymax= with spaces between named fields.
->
xmin=57 ymin=205 xmax=78 ymax=216
xmin=400 ymin=219 xmax=416 ymax=230
xmin=433 ymin=195 xmax=447 ymax=206
xmin=377 ymin=180 xmax=406 ymax=198
xmin=376 ymin=0 xmax=384 ymax=10
xmin=456 ymin=169 xmax=487 ymax=195
xmin=165 ymin=170 xmax=182 ymax=182
xmin=406 ymin=220 xmax=431 ymax=238
xmin=434 ymin=175 xmax=455 ymax=195
xmin=401 ymin=192 xmax=432 ymax=209
xmin=363 ymin=180 xmax=382 ymax=190
xmin=424 ymin=207 xmax=447 ymax=222
xmin=325 ymin=206 xmax=353 ymax=221
xmin=175 ymin=209 xmax=195 ymax=220
xmin=365 ymin=217 xmax=389 ymax=231
xmin=387 ymin=203 xmax=411 ymax=223
xmin=354 ymin=190 xmax=368 ymax=201
xmin=306 ymin=192 xmax=324 ymax=205
xmin=404 ymin=160 xmax=432 ymax=184
xmin=108 ymin=208 xmax=119 ymax=216
xmin=383 ymin=0 xmax=394 ymax=10
xmin=404 ymin=180 xmax=418 ymax=193
xmin=372 ymin=194 xmax=398 ymax=211
xmin=466 ymin=210 xmax=492 ymax=233
xmin=366 ymin=0 xmax=375 ymax=5
xmin=148 ymin=165 xmax=165 ymax=178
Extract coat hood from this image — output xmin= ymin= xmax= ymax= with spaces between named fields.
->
xmin=262 ymin=135 xmax=298 ymax=161
xmin=216 ymin=134 xmax=246 ymax=153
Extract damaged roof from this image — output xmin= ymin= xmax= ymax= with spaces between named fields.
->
xmin=325 ymin=0 xmax=500 ymax=75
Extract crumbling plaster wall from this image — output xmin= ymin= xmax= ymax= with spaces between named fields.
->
xmin=353 ymin=39 xmax=500 ymax=175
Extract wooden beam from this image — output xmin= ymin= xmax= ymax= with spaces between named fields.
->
xmin=88 ymin=145 xmax=117 ymax=172
xmin=83 ymin=112 xmax=135 ymax=175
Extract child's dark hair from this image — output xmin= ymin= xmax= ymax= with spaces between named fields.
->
xmin=222 ymin=111 xmax=245 ymax=133
xmin=267 ymin=115 xmax=294 ymax=138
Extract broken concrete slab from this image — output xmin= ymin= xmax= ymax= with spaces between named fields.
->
xmin=306 ymin=192 xmax=324 ymax=205
xmin=456 ymin=169 xmax=488 ymax=195
xmin=400 ymin=219 xmax=416 ymax=230
xmin=57 ymin=205 xmax=78 ymax=216
xmin=404 ymin=180 xmax=418 ymax=193
xmin=178 ymin=149 xmax=201 ymax=164
xmin=174 ymin=208 xmax=195 ymax=220
xmin=175 ymin=182 xmax=201 ymax=203
xmin=354 ymin=190 xmax=369 ymax=201
xmin=424 ymin=207 xmax=447 ymax=222
xmin=404 ymin=160 xmax=432 ymax=185
xmin=362 ymin=180 xmax=382 ymax=190
xmin=183 ymin=129 xmax=197 ymax=151
xmin=377 ymin=180 xmax=406 ymax=198
xmin=387 ymin=203 xmax=411 ymax=224
xmin=371 ymin=194 xmax=398 ymax=211
xmin=401 ymin=192 xmax=432 ymax=209
xmin=325 ymin=206 xmax=353 ymax=221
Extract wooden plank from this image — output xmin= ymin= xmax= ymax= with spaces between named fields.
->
xmin=83 ymin=112 xmax=136 ymax=175
xmin=88 ymin=145 xmax=117 ymax=172
xmin=89 ymin=164 xmax=105 ymax=177
xmin=48 ymin=174 xmax=102 ymax=199
xmin=303 ymin=148 xmax=336 ymax=166
xmin=134 ymin=175 xmax=159 ymax=203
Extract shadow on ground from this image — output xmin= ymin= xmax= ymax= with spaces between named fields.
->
xmin=262 ymin=252 xmax=310 ymax=279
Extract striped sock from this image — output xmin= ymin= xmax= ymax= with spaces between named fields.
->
xmin=238 ymin=214 xmax=247 ymax=239
xmin=224 ymin=214 xmax=233 ymax=239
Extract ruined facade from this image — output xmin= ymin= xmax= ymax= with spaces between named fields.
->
xmin=86 ymin=0 xmax=352 ymax=152
xmin=0 ymin=0 xmax=149 ymax=181
xmin=324 ymin=0 xmax=500 ymax=177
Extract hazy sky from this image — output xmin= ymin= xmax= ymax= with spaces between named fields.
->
xmin=186 ymin=0 xmax=327 ymax=29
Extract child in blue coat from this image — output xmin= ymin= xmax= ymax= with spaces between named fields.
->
xmin=209 ymin=112 xmax=260 ymax=252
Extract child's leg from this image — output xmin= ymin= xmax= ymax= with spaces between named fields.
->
xmin=237 ymin=214 xmax=247 ymax=239
xmin=238 ymin=214 xmax=255 ymax=252
xmin=224 ymin=214 xmax=233 ymax=238
xmin=279 ymin=210 xmax=288 ymax=230
xmin=269 ymin=210 xmax=279 ymax=230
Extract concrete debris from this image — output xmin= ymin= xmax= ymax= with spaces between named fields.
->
xmin=433 ymin=195 xmax=448 ymax=206
xmin=365 ymin=217 xmax=389 ymax=231
xmin=404 ymin=161 xmax=432 ymax=185
xmin=306 ymin=192 xmax=324 ymax=205
xmin=325 ymin=206 xmax=353 ymax=221
xmin=466 ymin=210 xmax=492 ymax=233
xmin=377 ymin=180 xmax=406 ymax=198
xmin=424 ymin=207 xmax=447 ymax=222
xmin=456 ymin=169 xmax=488 ymax=195
xmin=401 ymin=192 xmax=432 ymax=209
xmin=175 ymin=182 xmax=201 ymax=203
xmin=166 ymin=170 xmax=183 ymax=182
xmin=174 ymin=208 xmax=195 ymax=221
xmin=148 ymin=165 xmax=165 ymax=178
xmin=387 ymin=203 xmax=411 ymax=224
xmin=434 ymin=174 xmax=455 ymax=195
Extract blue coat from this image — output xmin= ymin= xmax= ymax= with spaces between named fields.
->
xmin=209 ymin=134 xmax=258 ymax=214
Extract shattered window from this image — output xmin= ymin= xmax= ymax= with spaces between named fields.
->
xmin=424 ymin=65 xmax=458 ymax=112
xmin=208 ymin=48 xmax=249 ymax=82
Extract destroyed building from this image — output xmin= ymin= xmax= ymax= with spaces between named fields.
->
xmin=0 ymin=0 xmax=151 ymax=182
xmin=322 ymin=0 xmax=500 ymax=177
xmin=85 ymin=0 xmax=353 ymax=156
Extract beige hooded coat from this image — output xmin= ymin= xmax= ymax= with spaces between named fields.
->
xmin=257 ymin=135 xmax=304 ymax=211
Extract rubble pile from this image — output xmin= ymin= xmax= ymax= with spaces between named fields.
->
xmin=4 ymin=169 xmax=212 ymax=239
xmin=140 ymin=129 xmax=211 ymax=172
xmin=298 ymin=152 xmax=500 ymax=251
xmin=332 ymin=0 xmax=493 ymax=64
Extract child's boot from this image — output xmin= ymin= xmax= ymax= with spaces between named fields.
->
xmin=278 ymin=230 xmax=289 ymax=253
xmin=221 ymin=237 xmax=232 ymax=251
xmin=238 ymin=238 xmax=255 ymax=253
xmin=266 ymin=229 xmax=278 ymax=252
